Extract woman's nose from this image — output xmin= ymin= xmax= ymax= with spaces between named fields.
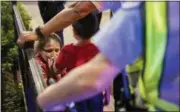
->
xmin=51 ymin=51 xmax=57 ymax=58
xmin=51 ymin=51 xmax=55 ymax=57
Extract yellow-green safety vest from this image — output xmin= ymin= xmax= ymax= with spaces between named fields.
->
xmin=127 ymin=2 xmax=179 ymax=111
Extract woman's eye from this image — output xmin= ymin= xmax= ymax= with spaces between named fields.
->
xmin=55 ymin=49 xmax=60 ymax=52
xmin=43 ymin=49 xmax=60 ymax=53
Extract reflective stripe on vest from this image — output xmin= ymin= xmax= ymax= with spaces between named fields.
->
xmin=126 ymin=57 xmax=143 ymax=74
xmin=126 ymin=57 xmax=143 ymax=89
xmin=138 ymin=2 xmax=179 ymax=111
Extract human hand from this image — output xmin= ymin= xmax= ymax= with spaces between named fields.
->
xmin=47 ymin=57 xmax=57 ymax=72
xmin=47 ymin=58 xmax=57 ymax=80
xmin=17 ymin=31 xmax=38 ymax=48
xmin=47 ymin=58 xmax=55 ymax=69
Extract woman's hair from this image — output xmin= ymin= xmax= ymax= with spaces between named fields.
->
xmin=36 ymin=33 xmax=62 ymax=52
xmin=72 ymin=11 xmax=99 ymax=40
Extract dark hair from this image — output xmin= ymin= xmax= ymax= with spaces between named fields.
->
xmin=37 ymin=33 xmax=62 ymax=51
xmin=72 ymin=12 xmax=99 ymax=40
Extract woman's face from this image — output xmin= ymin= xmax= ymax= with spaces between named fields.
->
xmin=40 ymin=39 xmax=61 ymax=62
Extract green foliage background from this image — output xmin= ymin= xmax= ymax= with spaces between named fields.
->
xmin=1 ymin=1 xmax=32 ymax=111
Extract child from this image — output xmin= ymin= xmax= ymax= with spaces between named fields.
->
xmin=35 ymin=33 xmax=63 ymax=86
xmin=55 ymin=12 xmax=108 ymax=112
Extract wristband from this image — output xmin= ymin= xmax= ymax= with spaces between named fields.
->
xmin=35 ymin=26 xmax=44 ymax=40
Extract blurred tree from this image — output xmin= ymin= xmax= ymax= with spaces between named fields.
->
xmin=1 ymin=1 xmax=32 ymax=71
xmin=1 ymin=1 xmax=32 ymax=111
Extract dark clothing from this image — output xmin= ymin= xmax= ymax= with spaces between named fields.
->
xmin=75 ymin=94 xmax=104 ymax=112
xmin=38 ymin=1 xmax=65 ymax=45
xmin=38 ymin=1 xmax=65 ymax=23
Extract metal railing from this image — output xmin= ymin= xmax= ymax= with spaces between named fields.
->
xmin=12 ymin=2 xmax=46 ymax=112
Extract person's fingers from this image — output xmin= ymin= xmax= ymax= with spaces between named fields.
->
xmin=48 ymin=59 xmax=53 ymax=68
xmin=48 ymin=58 xmax=55 ymax=70
xmin=51 ymin=57 xmax=56 ymax=67
xmin=51 ymin=56 xmax=55 ymax=60
xmin=17 ymin=32 xmax=30 ymax=47
xmin=17 ymin=31 xmax=38 ymax=48
xmin=17 ymin=34 xmax=25 ymax=48
xmin=17 ymin=38 xmax=24 ymax=48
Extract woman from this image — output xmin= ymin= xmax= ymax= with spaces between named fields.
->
xmin=35 ymin=33 xmax=63 ymax=86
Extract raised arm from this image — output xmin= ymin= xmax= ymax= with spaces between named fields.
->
xmin=17 ymin=2 xmax=97 ymax=47
xmin=41 ymin=2 xmax=97 ymax=37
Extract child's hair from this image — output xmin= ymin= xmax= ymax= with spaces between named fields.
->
xmin=72 ymin=12 xmax=99 ymax=40
xmin=37 ymin=33 xmax=62 ymax=51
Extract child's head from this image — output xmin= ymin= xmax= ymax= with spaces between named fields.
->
xmin=36 ymin=33 xmax=62 ymax=61
xmin=72 ymin=12 xmax=99 ymax=40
